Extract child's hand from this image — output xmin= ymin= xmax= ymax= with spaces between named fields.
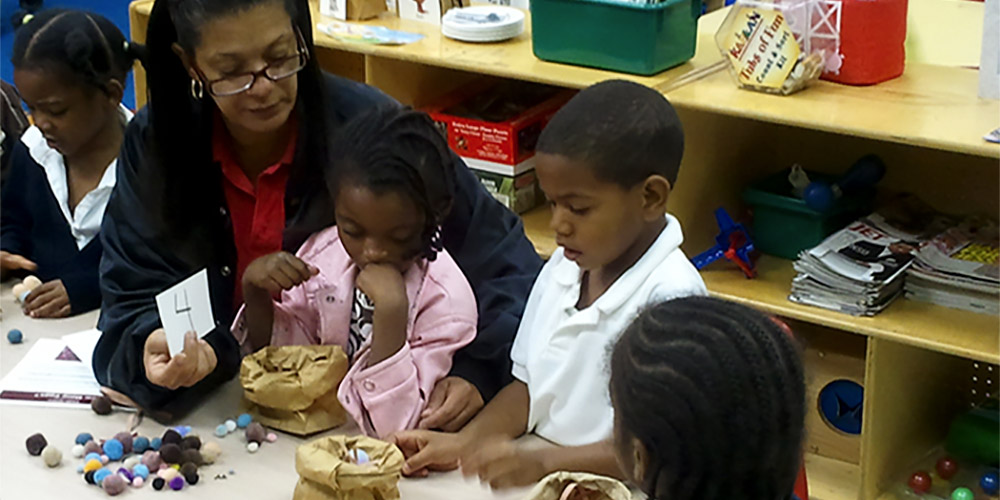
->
xmin=143 ymin=329 xmax=217 ymax=390
xmin=242 ymin=252 xmax=317 ymax=295
xmin=23 ymin=279 xmax=70 ymax=318
xmin=356 ymin=263 xmax=407 ymax=309
xmin=0 ymin=251 xmax=37 ymax=275
xmin=419 ymin=376 xmax=484 ymax=432
xmin=461 ymin=439 xmax=550 ymax=489
xmin=387 ymin=429 xmax=467 ymax=477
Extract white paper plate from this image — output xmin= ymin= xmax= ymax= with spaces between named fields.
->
xmin=441 ymin=6 xmax=525 ymax=42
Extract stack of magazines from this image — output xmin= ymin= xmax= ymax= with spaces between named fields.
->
xmin=789 ymin=196 xmax=952 ymax=316
xmin=905 ymin=216 xmax=999 ymax=315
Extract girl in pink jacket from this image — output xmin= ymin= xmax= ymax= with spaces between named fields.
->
xmin=234 ymin=106 xmax=477 ymax=438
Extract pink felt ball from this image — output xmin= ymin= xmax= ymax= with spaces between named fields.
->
xmin=100 ymin=455 xmax=110 ymax=464
xmin=266 ymin=433 xmax=277 ymax=443
xmin=132 ymin=477 xmax=144 ymax=488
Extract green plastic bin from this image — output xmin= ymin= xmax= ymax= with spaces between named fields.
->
xmin=742 ymin=170 xmax=875 ymax=260
xmin=531 ymin=0 xmax=701 ymax=76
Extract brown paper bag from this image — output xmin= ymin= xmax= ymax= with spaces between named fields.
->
xmin=347 ymin=0 xmax=385 ymax=20
xmin=524 ymin=472 xmax=633 ymax=500
xmin=239 ymin=345 xmax=349 ymax=436
xmin=293 ymin=435 xmax=405 ymax=500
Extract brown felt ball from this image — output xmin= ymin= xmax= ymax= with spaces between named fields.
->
xmin=179 ymin=463 xmax=198 ymax=477
xmin=159 ymin=443 xmax=182 ymax=464
xmin=180 ymin=449 xmax=203 ymax=466
xmin=84 ymin=440 xmax=102 ymax=455
xmin=180 ymin=435 xmax=201 ymax=451
xmin=102 ymin=474 xmax=127 ymax=496
xmin=245 ymin=422 xmax=266 ymax=444
xmin=90 ymin=396 xmax=113 ymax=415
xmin=112 ymin=432 xmax=133 ymax=454
xmin=25 ymin=433 xmax=47 ymax=456
xmin=141 ymin=450 xmax=162 ymax=470
xmin=161 ymin=429 xmax=182 ymax=445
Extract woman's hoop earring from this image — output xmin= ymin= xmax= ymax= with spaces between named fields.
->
xmin=190 ymin=79 xmax=204 ymax=99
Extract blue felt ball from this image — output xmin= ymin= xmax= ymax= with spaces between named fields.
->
xmin=93 ymin=468 xmax=112 ymax=485
xmin=132 ymin=464 xmax=150 ymax=480
xmin=76 ymin=465 xmax=84 ymax=473
xmin=150 ymin=437 xmax=162 ymax=451
xmin=75 ymin=433 xmax=93 ymax=446
xmin=214 ymin=424 xmax=228 ymax=437
xmin=237 ymin=414 xmax=252 ymax=429
xmin=133 ymin=436 xmax=150 ymax=454
xmin=84 ymin=452 xmax=102 ymax=463
xmin=174 ymin=425 xmax=192 ymax=437
xmin=981 ymin=471 xmax=999 ymax=496
xmin=102 ymin=439 xmax=124 ymax=461
xmin=7 ymin=329 xmax=23 ymax=344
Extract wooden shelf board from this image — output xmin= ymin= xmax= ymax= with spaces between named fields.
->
xmin=130 ymin=0 xmax=998 ymax=158
xmin=703 ymin=255 xmax=1000 ymax=364
xmin=524 ymin=206 xmax=999 ymax=363
xmin=805 ymin=453 xmax=861 ymax=500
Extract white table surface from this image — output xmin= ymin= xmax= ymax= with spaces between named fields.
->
xmin=0 ymin=282 xmax=542 ymax=499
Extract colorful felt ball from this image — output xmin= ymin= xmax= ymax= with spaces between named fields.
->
xmin=152 ymin=477 xmax=165 ymax=491
xmin=112 ymin=432 xmax=133 ymax=454
xmin=937 ymin=457 xmax=959 ymax=480
xmin=94 ymin=468 xmax=112 ymax=484
xmin=159 ymin=443 xmax=182 ymax=464
xmin=132 ymin=436 xmax=150 ymax=454
xmin=247 ymin=442 xmax=259 ymax=453
xmin=102 ymin=439 xmax=124 ymax=461
xmin=225 ymin=420 xmax=237 ymax=433
xmin=84 ymin=440 xmax=102 ymax=455
xmin=7 ymin=329 xmax=23 ymax=344
xmin=909 ymin=471 xmax=932 ymax=494
xmin=100 ymin=455 xmax=110 ymax=464
xmin=200 ymin=442 xmax=222 ymax=464
xmin=117 ymin=467 xmax=134 ymax=481
xmin=150 ymin=437 xmax=162 ymax=451
xmin=103 ymin=474 xmax=127 ymax=496
xmin=236 ymin=413 xmax=252 ymax=428
xmin=133 ymin=463 xmax=150 ymax=479
xmin=90 ymin=396 xmax=113 ymax=415
xmin=75 ymin=433 xmax=93 ymax=446
xmin=181 ymin=435 xmax=201 ymax=451
xmin=84 ymin=459 xmax=103 ymax=473
xmin=266 ymin=433 xmax=278 ymax=443
xmin=169 ymin=476 xmax=185 ymax=491
xmin=42 ymin=446 xmax=62 ymax=467
xmin=84 ymin=470 xmax=97 ymax=484
xmin=161 ymin=429 xmax=182 ymax=445
xmin=245 ymin=422 xmax=266 ymax=444
xmin=132 ymin=477 xmax=144 ymax=488
xmin=141 ymin=450 xmax=162 ymax=470
xmin=158 ymin=467 xmax=180 ymax=481
xmin=71 ymin=444 xmax=86 ymax=458
xmin=181 ymin=449 xmax=203 ymax=466
xmin=123 ymin=456 xmax=141 ymax=470
xmin=981 ymin=471 xmax=1000 ymax=496
xmin=214 ymin=424 xmax=228 ymax=437
xmin=174 ymin=426 xmax=192 ymax=437
xmin=77 ymin=465 xmax=84 ymax=473
xmin=952 ymin=487 xmax=974 ymax=500
xmin=85 ymin=452 xmax=102 ymax=463
xmin=25 ymin=432 xmax=47 ymax=456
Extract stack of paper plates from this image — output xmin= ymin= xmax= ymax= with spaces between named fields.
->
xmin=441 ymin=6 xmax=525 ymax=43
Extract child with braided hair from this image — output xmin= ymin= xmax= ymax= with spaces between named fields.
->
xmin=2 ymin=9 xmax=142 ymax=317
xmin=609 ymin=296 xmax=807 ymax=500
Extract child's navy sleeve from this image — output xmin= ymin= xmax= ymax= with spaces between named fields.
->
xmin=1 ymin=143 xmax=34 ymax=258
xmin=60 ymin=239 xmax=103 ymax=314
xmin=440 ymin=151 xmax=543 ymax=401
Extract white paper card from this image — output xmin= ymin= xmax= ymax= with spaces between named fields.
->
xmin=980 ymin=0 xmax=999 ymax=99
xmin=320 ymin=0 xmax=348 ymax=21
xmin=399 ymin=0 xmax=441 ymax=25
xmin=155 ymin=269 xmax=215 ymax=357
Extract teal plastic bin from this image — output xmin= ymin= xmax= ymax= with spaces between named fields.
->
xmin=531 ymin=0 xmax=701 ymax=76
xmin=743 ymin=170 xmax=875 ymax=260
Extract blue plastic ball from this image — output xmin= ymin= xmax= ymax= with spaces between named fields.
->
xmin=132 ymin=464 xmax=150 ymax=480
xmin=981 ymin=471 xmax=999 ymax=496
xmin=803 ymin=182 xmax=836 ymax=213
xmin=75 ymin=433 xmax=93 ymax=446
xmin=93 ymin=468 xmax=112 ymax=485
xmin=7 ymin=329 xmax=23 ymax=344
xmin=150 ymin=437 xmax=162 ymax=451
xmin=102 ymin=439 xmax=124 ymax=461
xmin=237 ymin=413 xmax=252 ymax=429
xmin=132 ymin=436 xmax=150 ymax=454
xmin=84 ymin=452 xmax=102 ymax=463
xmin=215 ymin=424 xmax=228 ymax=437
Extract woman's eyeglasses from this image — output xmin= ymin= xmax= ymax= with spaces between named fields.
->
xmin=197 ymin=28 xmax=309 ymax=97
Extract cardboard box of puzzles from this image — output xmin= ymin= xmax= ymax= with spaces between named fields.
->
xmin=425 ymin=80 xmax=574 ymax=213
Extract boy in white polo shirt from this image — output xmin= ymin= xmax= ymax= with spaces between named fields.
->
xmin=390 ymin=80 xmax=707 ymax=486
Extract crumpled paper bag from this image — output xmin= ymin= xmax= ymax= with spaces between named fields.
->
xmin=525 ymin=471 xmax=633 ymax=500
xmin=293 ymin=435 xmax=405 ymax=500
xmin=240 ymin=345 xmax=349 ymax=436
xmin=347 ymin=0 xmax=385 ymax=20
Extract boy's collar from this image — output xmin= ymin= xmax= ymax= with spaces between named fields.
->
xmin=552 ymin=214 xmax=684 ymax=314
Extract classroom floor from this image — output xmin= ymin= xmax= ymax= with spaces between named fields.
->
xmin=0 ymin=0 xmax=136 ymax=109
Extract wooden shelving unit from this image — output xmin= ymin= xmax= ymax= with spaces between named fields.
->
xmin=129 ymin=2 xmax=998 ymax=498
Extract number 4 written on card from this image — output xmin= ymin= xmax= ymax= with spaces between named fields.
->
xmin=155 ymin=269 xmax=216 ymax=357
